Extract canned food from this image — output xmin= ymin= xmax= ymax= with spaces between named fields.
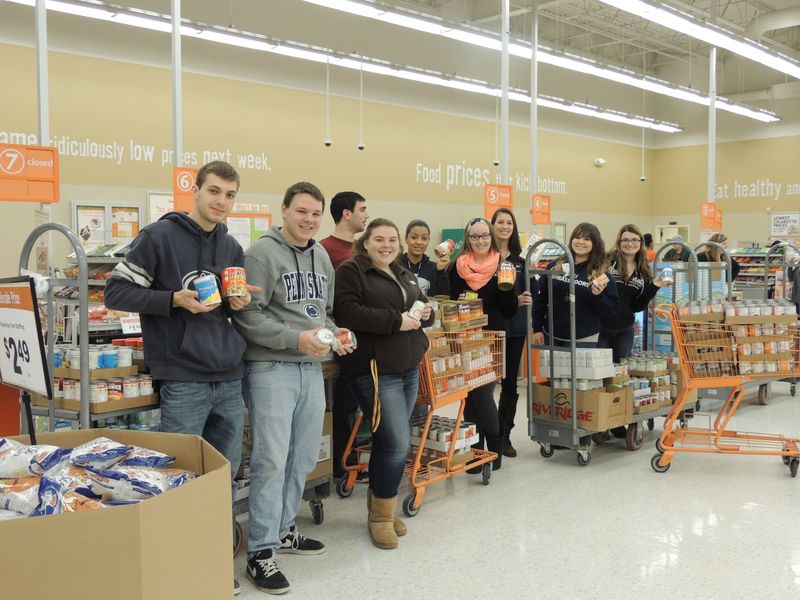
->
xmin=498 ymin=262 xmax=517 ymax=291
xmin=117 ymin=347 xmax=133 ymax=367
xmin=739 ymin=343 xmax=752 ymax=356
xmin=88 ymin=348 xmax=100 ymax=370
xmin=107 ymin=378 xmax=124 ymax=402
xmin=408 ymin=300 xmax=426 ymax=321
xmin=222 ymin=267 xmax=247 ymax=297
xmin=90 ymin=381 xmax=108 ymax=404
xmin=53 ymin=377 xmax=63 ymax=399
xmin=660 ymin=267 xmax=674 ymax=285
xmin=193 ymin=274 xmax=222 ymax=306
xmin=752 ymin=343 xmax=764 ymax=355
xmin=138 ymin=375 xmax=153 ymax=396
xmin=765 ymin=361 xmax=778 ymax=373
xmin=52 ymin=347 xmax=64 ymax=368
xmin=751 ymin=361 xmax=765 ymax=374
xmin=434 ymin=239 xmax=456 ymax=258
xmin=100 ymin=347 xmax=118 ymax=369
xmin=63 ymin=379 xmax=77 ymax=400
xmin=442 ymin=305 xmax=459 ymax=324
xmin=123 ymin=377 xmax=139 ymax=398
xmin=331 ymin=329 xmax=357 ymax=352
xmin=739 ymin=362 xmax=752 ymax=375
xmin=458 ymin=303 xmax=471 ymax=322
xmin=314 ymin=328 xmax=335 ymax=346
xmin=66 ymin=348 xmax=80 ymax=369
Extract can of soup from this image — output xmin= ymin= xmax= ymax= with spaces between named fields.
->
xmin=314 ymin=328 xmax=336 ymax=346
xmin=222 ymin=267 xmax=247 ymax=297
xmin=332 ymin=329 xmax=358 ymax=352
xmin=498 ymin=262 xmax=517 ymax=291
xmin=434 ymin=239 xmax=456 ymax=258
xmin=409 ymin=300 xmax=426 ymax=321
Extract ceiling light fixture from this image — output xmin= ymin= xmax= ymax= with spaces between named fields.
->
xmin=300 ymin=0 xmax=780 ymax=123
xmin=2 ymin=0 xmax=681 ymax=132
xmin=596 ymin=0 xmax=800 ymax=81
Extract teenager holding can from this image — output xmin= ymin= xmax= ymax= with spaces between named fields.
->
xmin=599 ymin=224 xmax=671 ymax=363
xmin=448 ymin=217 xmax=518 ymax=472
xmin=491 ymin=208 xmax=536 ymax=458
xmin=334 ymin=218 xmax=434 ymax=550
xmin=400 ymin=219 xmax=451 ymax=297
xmin=532 ymin=222 xmax=618 ymax=349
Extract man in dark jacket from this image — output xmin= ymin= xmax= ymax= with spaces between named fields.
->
xmin=105 ymin=161 xmax=255 ymax=597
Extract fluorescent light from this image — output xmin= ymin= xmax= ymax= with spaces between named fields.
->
xmin=301 ymin=0 xmax=780 ymax=123
xmin=597 ymin=0 xmax=800 ymax=81
xmin=2 ymin=0 xmax=681 ymax=132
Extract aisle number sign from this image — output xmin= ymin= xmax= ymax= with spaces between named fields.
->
xmin=173 ymin=167 xmax=198 ymax=213
xmin=483 ymin=184 xmax=513 ymax=220
xmin=531 ymin=194 xmax=551 ymax=225
xmin=700 ymin=202 xmax=716 ymax=229
xmin=0 ymin=278 xmax=51 ymax=398
xmin=0 ymin=144 xmax=60 ymax=203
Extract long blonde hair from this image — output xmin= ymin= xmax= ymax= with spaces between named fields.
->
xmin=702 ymin=233 xmax=728 ymax=262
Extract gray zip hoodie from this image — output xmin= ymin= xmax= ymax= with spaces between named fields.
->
xmin=232 ymin=226 xmax=336 ymax=362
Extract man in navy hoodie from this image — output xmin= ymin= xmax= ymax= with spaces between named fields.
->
xmin=105 ymin=161 xmax=254 ymax=596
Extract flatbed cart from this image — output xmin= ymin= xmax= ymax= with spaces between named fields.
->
xmin=337 ymin=328 xmax=505 ymax=517
xmin=593 ymin=405 xmax=674 ymax=451
xmin=524 ymin=238 xmax=595 ymax=466
xmin=651 ymin=303 xmax=800 ymax=476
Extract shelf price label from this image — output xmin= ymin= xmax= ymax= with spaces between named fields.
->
xmin=0 ymin=278 xmax=50 ymax=398
xmin=120 ymin=315 xmax=142 ymax=334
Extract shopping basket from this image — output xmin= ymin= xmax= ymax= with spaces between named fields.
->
xmin=651 ymin=303 xmax=800 ymax=476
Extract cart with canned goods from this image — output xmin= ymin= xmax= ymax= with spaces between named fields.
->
xmin=651 ymin=300 xmax=800 ymax=476
xmin=337 ymin=327 xmax=505 ymax=517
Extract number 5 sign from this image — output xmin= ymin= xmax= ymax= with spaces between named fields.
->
xmin=483 ymin=184 xmax=513 ymax=220
xmin=0 ymin=277 xmax=51 ymax=398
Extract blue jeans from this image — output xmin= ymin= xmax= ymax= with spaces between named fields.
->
xmin=159 ymin=379 xmax=244 ymax=502
xmin=348 ymin=368 xmax=419 ymax=499
xmin=598 ymin=326 xmax=634 ymax=363
xmin=243 ymin=361 xmax=325 ymax=556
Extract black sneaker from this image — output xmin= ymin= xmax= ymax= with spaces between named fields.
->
xmin=247 ymin=550 xmax=290 ymax=595
xmin=234 ymin=578 xmax=241 ymax=596
xmin=278 ymin=527 xmax=326 ymax=555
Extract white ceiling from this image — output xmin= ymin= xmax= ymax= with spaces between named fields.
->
xmin=1 ymin=0 xmax=799 ymax=147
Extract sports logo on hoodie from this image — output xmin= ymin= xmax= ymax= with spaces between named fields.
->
xmin=181 ymin=270 xmax=219 ymax=289
xmin=283 ymin=271 xmax=329 ymax=303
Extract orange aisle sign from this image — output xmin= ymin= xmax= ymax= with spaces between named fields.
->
xmin=700 ymin=202 xmax=716 ymax=229
xmin=483 ymin=184 xmax=513 ymax=220
xmin=715 ymin=207 xmax=723 ymax=232
xmin=531 ymin=194 xmax=551 ymax=225
xmin=173 ymin=167 xmax=198 ymax=212
xmin=0 ymin=144 xmax=60 ymax=203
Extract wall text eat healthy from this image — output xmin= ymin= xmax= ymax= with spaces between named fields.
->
xmin=715 ymin=178 xmax=800 ymax=201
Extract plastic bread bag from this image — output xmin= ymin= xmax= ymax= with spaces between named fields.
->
xmin=0 ymin=477 xmax=41 ymax=515
xmin=31 ymin=477 xmax=65 ymax=516
xmin=87 ymin=466 xmax=195 ymax=501
xmin=0 ymin=507 xmax=23 ymax=520
xmin=62 ymin=491 xmax=106 ymax=513
xmin=47 ymin=463 xmax=101 ymax=499
xmin=118 ymin=446 xmax=175 ymax=469
xmin=69 ymin=437 xmax=131 ymax=470
xmin=0 ymin=443 xmax=71 ymax=478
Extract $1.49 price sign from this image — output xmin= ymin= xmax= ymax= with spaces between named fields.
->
xmin=0 ymin=279 xmax=50 ymax=398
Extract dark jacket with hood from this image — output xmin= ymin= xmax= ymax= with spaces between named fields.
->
xmin=334 ymin=254 xmax=434 ymax=377
xmin=104 ymin=211 xmax=246 ymax=382
xmin=600 ymin=259 xmax=659 ymax=332
xmin=232 ymin=226 xmax=336 ymax=363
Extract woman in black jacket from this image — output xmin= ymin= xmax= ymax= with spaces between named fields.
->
xmin=334 ymin=218 xmax=434 ymax=550
xmin=449 ymin=217 xmax=518 ymax=472
xmin=697 ymin=232 xmax=741 ymax=280
xmin=401 ymin=219 xmax=451 ymax=297
xmin=599 ymin=224 xmax=671 ymax=362
xmin=491 ymin=208 xmax=536 ymax=458
xmin=532 ymin=222 xmax=618 ymax=348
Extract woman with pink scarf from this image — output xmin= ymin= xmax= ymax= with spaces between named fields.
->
xmin=448 ymin=217 xmax=518 ymax=472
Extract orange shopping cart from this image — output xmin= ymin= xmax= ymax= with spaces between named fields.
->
xmin=651 ymin=303 xmax=800 ymax=476
xmin=336 ymin=328 xmax=505 ymax=517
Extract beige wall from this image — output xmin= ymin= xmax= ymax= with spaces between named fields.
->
xmin=2 ymin=42 xmax=798 ymax=276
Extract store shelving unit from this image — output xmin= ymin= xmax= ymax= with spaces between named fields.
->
xmin=730 ymin=247 xmax=787 ymax=299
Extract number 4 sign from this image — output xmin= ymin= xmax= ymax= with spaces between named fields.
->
xmin=0 ymin=277 xmax=51 ymax=398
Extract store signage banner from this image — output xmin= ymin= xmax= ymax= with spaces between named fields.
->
xmin=483 ymin=184 xmax=513 ymax=220
xmin=771 ymin=213 xmax=800 ymax=236
xmin=0 ymin=277 xmax=51 ymax=398
xmin=173 ymin=167 xmax=198 ymax=212
xmin=0 ymin=144 xmax=60 ymax=203
xmin=700 ymin=202 xmax=716 ymax=229
xmin=531 ymin=194 xmax=551 ymax=225
xmin=714 ymin=208 xmax=722 ymax=232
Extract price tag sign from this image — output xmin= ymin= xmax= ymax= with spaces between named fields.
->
xmin=120 ymin=315 xmax=142 ymax=334
xmin=0 ymin=277 xmax=51 ymax=398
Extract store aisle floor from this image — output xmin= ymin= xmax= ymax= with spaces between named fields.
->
xmin=234 ymin=383 xmax=800 ymax=600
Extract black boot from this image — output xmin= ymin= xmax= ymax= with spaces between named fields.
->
xmin=502 ymin=433 xmax=517 ymax=458
xmin=498 ymin=393 xmax=519 ymax=458
xmin=485 ymin=434 xmax=504 ymax=471
xmin=467 ymin=434 xmax=485 ymax=474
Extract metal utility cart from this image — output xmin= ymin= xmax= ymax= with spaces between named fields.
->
xmin=525 ymin=238 xmax=594 ymax=466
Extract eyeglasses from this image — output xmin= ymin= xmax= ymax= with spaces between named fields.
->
xmin=469 ymin=233 xmax=492 ymax=241
xmin=620 ymin=238 xmax=641 ymax=245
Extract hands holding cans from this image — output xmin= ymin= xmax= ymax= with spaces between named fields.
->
xmin=173 ymin=268 xmax=262 ymax=314
xmin=590 ymin=273 xmax=609 ymax=295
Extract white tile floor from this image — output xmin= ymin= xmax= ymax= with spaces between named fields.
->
xmin=235 ymin=382 xmax=800 ymax=599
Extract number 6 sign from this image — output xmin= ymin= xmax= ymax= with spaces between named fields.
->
xmin=0 ymin=277 xmax=51 ymax=398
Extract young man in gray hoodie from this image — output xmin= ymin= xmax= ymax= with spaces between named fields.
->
xmin=232 ymin=181 xmax=348 ymax=595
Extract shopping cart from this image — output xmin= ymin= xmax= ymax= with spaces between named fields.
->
xmin=336 ymin=328 xmax=505 ymax=517
xmin=651 ymin=303 xmax=800 ymax=476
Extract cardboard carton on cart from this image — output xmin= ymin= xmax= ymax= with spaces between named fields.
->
xmin=1 ymin=429 xmax=232 ymax=600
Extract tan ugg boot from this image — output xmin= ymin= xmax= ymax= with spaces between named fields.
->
xmin=368 ymin=495 xmax=399 ymax=549
xmin=367 ymin=488 xmax=407 ymax=536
